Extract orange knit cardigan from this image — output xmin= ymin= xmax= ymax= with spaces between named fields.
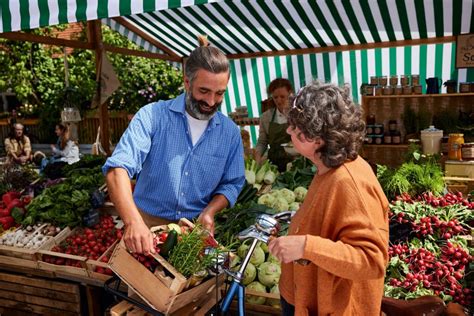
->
xmin=279 ymin=156 xmax=389 ymax=315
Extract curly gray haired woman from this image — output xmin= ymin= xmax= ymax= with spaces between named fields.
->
xmin=269 ymin=81 xmax=388 ymax=316
xmin=287 ymin=81 xmax=366 ymax=168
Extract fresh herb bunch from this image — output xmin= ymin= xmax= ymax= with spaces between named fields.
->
xmin=167 ymin=224 xmax=221 ymax=278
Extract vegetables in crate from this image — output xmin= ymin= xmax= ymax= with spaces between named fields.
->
xmin=0 ymin=223 xmax=61 ymax=248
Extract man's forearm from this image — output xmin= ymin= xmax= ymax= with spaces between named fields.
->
xmin=106 ymin=168 xmax=143 ymax=226
xmin=203 ymin=194 xmax=229 ymax=216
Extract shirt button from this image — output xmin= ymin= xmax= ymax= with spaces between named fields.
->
xmin=185 ymin=172 xmax=189 ymax=176
xmin=177 ymin=211 xmax=181 ymax=215
xmin=181 ymin=192 xmax=184 ymax=196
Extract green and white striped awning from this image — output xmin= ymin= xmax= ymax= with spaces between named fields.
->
xmin=1 ymin=1 xmax=474 ymax=147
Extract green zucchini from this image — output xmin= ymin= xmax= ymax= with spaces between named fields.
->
xmin=160 ymin=230 xmax=178 ymax=258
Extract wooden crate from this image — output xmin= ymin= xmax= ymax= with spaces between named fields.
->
xmin=109 ymin=234 xmax=225 ymax=314
xmin=36 ymin=227 xmax=89 ymax=277
xmin=110 ymin=289 xmax=221 ymax=316
xmin=86 ymin=239 xmax=118 ymax=282
xmin=0 ymin=225 xmax=69 ymax=265
xmin=0 ymin=271 xmax=81 ymax=315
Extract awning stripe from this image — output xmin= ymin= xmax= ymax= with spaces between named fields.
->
xmin=325 ymin=0 xmax=355 ymax=45
xmin=359 ymin=0 xmax=381 ymax=42
xmin=395 ymin=0 xmax=411 ymax=40
xmin=307 ymin=0 xmax=340 ymax=46
xmin=377 ymin=0 xmax=397 ymax=42
xmin=272 ymin=1 xmax=313 ymax=48
xmin=340 ymin=0 xmax=367 ymax=44
xmin=317 ymin=0 xmax=347 ymax=45
xmin=147 ymin=11 xmax=195 ymax=51
xmin=291 ymin=1 xmax=327 ymax=47
xmin=434 ymin=0 xmax=444 ymax=37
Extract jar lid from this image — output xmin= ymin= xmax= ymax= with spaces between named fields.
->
xmin=462 ymin=143 xmax=474 ymax=147
xmin=421 ymin=125 xmax=443 ymax=134
xmin=449 ymin=133 xmax=464 ymax=137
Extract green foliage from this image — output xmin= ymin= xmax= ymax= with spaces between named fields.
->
xmin=0 ymin=23 xmax=182 ymax=141
xmin=377 ymin=158 xmax=445 ymax=200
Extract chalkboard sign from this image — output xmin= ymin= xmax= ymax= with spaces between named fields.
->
xmin=456 ymin=33 xmax=474 ymax=68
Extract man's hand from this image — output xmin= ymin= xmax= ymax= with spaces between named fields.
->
xmin=197 ymin=210 xmax=215 ymax=236
xmin=123 ymin=220 xmax=156 ymax=255
xmin=268 ymin=235 xmax=307 ymax=264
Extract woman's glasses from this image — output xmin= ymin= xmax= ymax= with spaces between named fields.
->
xmin=290 ymin=87 xmax=305 ymax=113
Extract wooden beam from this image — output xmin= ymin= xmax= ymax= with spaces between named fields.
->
xmin=104 ymin=44 xmax=181 ymax=62
xmin=87 ymin=20 xmax=111 ymax=156
xmin=112 ymin=16 xmax=180 ymax=59
xmin=0 ymin=31 xmax=94 ymax=49
xmin=226 ymin=36 xmax=456 ymax=60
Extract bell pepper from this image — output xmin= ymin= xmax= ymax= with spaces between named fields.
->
xmin=0 ymin=216 xmax=15 ymax=230
xmin=2 ymin=191 xmax=20 ymax=206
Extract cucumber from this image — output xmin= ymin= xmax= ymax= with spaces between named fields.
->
xmin=160 ymin=230 xmax=178 ymax=258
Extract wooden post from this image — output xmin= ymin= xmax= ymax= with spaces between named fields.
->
xmin=87 ymin=20 xmax=111 ymax=155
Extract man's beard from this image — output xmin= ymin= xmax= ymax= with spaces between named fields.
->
xmin=185 ymin=92 xmax=221 ymax=120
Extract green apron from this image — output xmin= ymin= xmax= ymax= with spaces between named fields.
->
xmin=268 ymin=108 xmax=291 ymax=172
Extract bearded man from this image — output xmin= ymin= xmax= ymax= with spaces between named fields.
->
xmin=4 ymin=123 xmax=33 ymax=165
xmin=103 ymin=36 xmax=245 ymax=254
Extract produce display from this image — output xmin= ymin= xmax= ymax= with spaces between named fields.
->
xmin=385 ymin=192 xmax=473 ymax=308
xmin=0 ymin=223 xmax=61 ymax=248
xmin=0 ymin=191 xmax=32 ymax=231
xmin=43 ymin=215 xmax=121 ymax=273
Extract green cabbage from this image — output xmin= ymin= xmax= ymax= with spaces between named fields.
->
xmin=257 ymin=262 xmax=281 ymax=287
xmin=245 ymin=281 xmax=267 ymax=305
xmin=288 ymin=201 xmax=300 ymax=211
xmin=257 ymin=193 xmax=275 ymax=207
xmin=294 ymin=186 xmax=308 ymax=202
xmin=279 ymin=188 xmax=296 ymax=204
xmin=267 ymin=253 xmax=280 ymax=264
xmin=259 ymin=242 xmax=269 ymax=253
xmin=233 ymin=262 xmax=256 ymax=285
xmin=238 ymin=243 xmax=266 ymax=266
xmin=273 ymin=197 xmax=289 ymax=212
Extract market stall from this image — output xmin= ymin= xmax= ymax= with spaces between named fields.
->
xmin=1 ymin=0 xmax=474 ymax=315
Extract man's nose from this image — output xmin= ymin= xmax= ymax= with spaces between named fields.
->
xmin=203 ymin=94 xmax=217 ymax=106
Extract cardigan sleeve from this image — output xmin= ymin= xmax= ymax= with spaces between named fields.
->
xmin=302 ymin=177 xmax=388 ymax=281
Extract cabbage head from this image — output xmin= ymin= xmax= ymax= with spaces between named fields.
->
xmin=259 ymin=242 xmax=269 ymax=253
xmin=238 ymin=243 xmax=265 ymax=266
xmin=294 ymin=186 xmax=308 ymax=202
xmin=288 ymin=202 xmax=300 ymax=212
xmin=237 ymin=262 xmax=256 ymax=285
xmin=245 ymin=281 xmax=267 ymax=305
xmin=279 ymin=188 xmax=296 ymax=204
xmin=257 ymin=193 xmax=275 ymax=207
xmin=273 ymin=197 xmax=289 ymax=212
xmin=257 ymin=262 xmax=281 ymax=287
xmin=267 ymin=253 xmax=280 ymax=264
xmin=267 ymin=285 xmax=280 ymax=308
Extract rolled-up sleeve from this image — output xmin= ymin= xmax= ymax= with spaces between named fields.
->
xmin=213 ymin=131 xmax=245 ymax=207
xmin=102 ymin=104 xmax=155 ymax=178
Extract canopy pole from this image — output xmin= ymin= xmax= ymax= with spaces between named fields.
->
xmin=87 ymin=20 xmax=111 ymax=156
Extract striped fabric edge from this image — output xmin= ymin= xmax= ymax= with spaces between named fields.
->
xmin=102 ymin=18 xmax=182 ymax=69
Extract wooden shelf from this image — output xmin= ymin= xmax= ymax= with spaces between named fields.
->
xmin=362 ymin=93 xmax=474 ymax=99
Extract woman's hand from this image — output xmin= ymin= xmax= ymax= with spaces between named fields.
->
xmin=268 ymin=235 xmax=306 ymax=264
xmin=50 ymin=145 xmax=56 ymax=151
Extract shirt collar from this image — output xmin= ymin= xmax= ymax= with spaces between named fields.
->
xmin=169 ymin=92 xmax=221 ymax=128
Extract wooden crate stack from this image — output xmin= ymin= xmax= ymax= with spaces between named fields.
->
xmin=0 ymin=271 xmax=81 ymax=315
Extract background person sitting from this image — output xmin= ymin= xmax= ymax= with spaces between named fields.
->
xmin=4 ymin=123 xmax=32 ymax=164
xmin=41 ymin=123 xmax=80 ymax=171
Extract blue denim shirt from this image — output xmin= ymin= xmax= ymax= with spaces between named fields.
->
xmin=103 ymin=93 xmax=245 ymax=220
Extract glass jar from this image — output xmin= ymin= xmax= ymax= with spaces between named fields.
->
xmin=388 ymin=120 xmax=398 ymax=132
xmin=400 ymin=75 xmax=410 ymax=86
xmin=370 ymin=76 xmax=378 ymax=85
xmin=411 ymin=74 xmax=420 ymax=86
xmin=366 ymin=114 xmax=376 ymax=125
xmin=403 ymin=86 xmax=412 ymax=95
xmin=374 ymin=135 xmax=383 ymax=145
xmin=392 ymin=131 xmax=401 ymax=144
xmin=374 ymin=86 xmax=383 ymax=96
xmin=390 ymin=75 xmax=398 ymax=86
xmin=384 ymin=133 xmax=392 ymax=144
xmin=374 ymin=124 xmax=384 ymax=135
xmin=366 ymin=125 xmax=374 ymax=134
xmin=382 ymin=86 xmax=393 ymax=95
xmin=461 ymin=143 xmax=474 ymax=161
xmin=459 ymin=82 xmax=470 ymax=93
xmin=413 ymin=85 xmax=423 ymax=95
xmin=448 ymin=133 xmax=465 ymax=160
xmin=394 ymin=85 xmax=403 ymax=95
xmin=379 ymin=76 xmax=388 ymax=86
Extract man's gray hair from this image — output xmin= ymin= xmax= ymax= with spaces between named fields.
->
xmin=184 ymin=35 xmax=229 ymax=84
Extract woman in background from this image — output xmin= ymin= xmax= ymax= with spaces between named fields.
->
xmin=254 ymin=78 xmax=294 ymax=172
xmin=41 ymin=123 xmax=79 ymax=172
